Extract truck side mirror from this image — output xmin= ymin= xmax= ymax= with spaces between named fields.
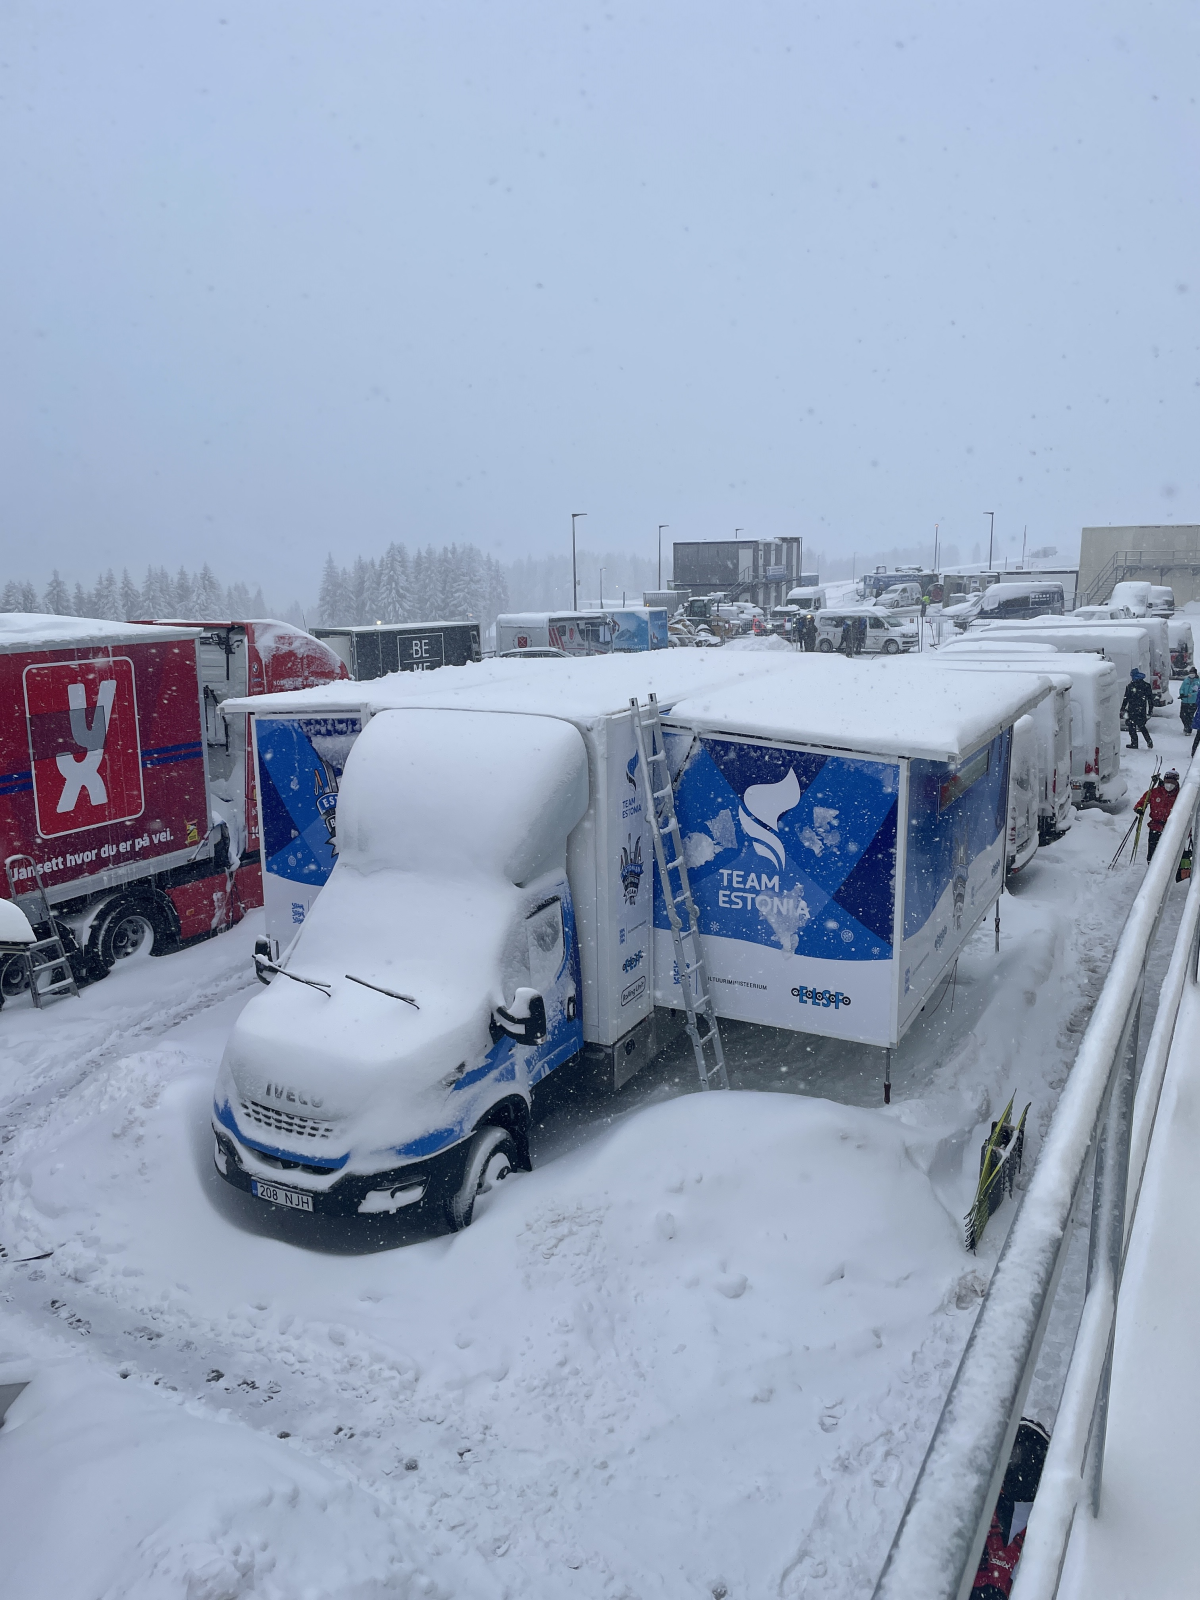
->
xmin=253 ymin=936 xmax=274 ymax=984
xmin=492 ymin=987 xmax=547 ymax=1046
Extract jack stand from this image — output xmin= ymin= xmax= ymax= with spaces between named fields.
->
xmin=883 ymin=1047 xmax=892 ymax=1105
xmin=995 ymin=895 xmax=1001 ymax=954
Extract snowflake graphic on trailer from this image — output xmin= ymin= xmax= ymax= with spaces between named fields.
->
xmin=22 ymin=658 xmax=144 ymax=837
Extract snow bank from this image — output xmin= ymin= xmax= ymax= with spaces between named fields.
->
xmin=0 ymin=613 xmax=199 ymax=649
xmin=0 ymin=1359 xmax=436 ymax=1600
xmin=0 ymin=1043 xmax=973 ymax=1598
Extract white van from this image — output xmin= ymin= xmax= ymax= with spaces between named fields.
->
xmin=785 ymin=585 xmax=827 ymax=611
xmin=814 ymin=608 xmax=916 ymax=654
xmin=1149 ymin=586 xmax=1176 ymax=616
xmin=1109 ymin=581 xmax=1153 ymax=616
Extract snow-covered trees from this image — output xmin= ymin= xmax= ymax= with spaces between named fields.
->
xmin=2 ymin=564 xmax=285 ymax=622
xmin=312 ymin=542 xmax=509 ymax=634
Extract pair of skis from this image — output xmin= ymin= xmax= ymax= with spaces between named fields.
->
xmin=1109 ymin=758 xmax=1162 ymax=868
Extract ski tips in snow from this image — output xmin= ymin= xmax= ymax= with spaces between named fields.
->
xmin=965 ymin=1098 xmax=1030 ymax=1252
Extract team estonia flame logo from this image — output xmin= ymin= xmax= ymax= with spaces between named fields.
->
xmin=738 ymin=768 xmax=802 ymax=871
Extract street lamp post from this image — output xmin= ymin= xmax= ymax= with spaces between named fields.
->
xmin=986 ymin=511 xmax=995 ymax=570
xmin=571 ymin=513 xmax=586 ymax=610
xmin=658 ymin=525 xmax=668 ymax=590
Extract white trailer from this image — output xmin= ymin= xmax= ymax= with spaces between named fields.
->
xmin=967 ymin=621 xmax=1152 ymax=700
xmin=938 ymin=641 xmax=1123 ymax=805
xmin=929 ymin=655 xmax=1073 ymax=843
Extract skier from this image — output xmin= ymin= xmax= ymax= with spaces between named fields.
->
xmin=1133 ymin=769 xmax=1180 ymax=861
xmin=1121 ymin=668 xmax=1155 ymax=749
xmin=1179 ymin=665 xmax=1200 ymax=734
xmin=971 ymin=1419 xmax=1051 ymax=1599
xmin=802 ymin=612 xmax=818 ymax=653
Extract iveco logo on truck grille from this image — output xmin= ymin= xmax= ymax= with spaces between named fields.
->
xmin=263 ymin=1081 xmax=325 ymax=1109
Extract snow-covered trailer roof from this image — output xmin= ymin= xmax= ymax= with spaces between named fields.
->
xmin=222 ymin=649 xmax=788 ymax=722
xmin=0 ymin=613 xmax=200 ymax=651
xmin=664 ymin=657 xmax=1053 ymax=764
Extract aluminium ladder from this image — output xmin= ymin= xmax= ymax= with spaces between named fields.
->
xmin=3 ymin=855 xmax=79 ymax=1007
xmin=629 ymin=694 xmax=728 ymax=1091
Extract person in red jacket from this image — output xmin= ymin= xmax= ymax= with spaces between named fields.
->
xmin=971 ymin=1419 xmax=1051 ymax=1598
xmin=1134 ymin=769 xmax=1181 ymax=861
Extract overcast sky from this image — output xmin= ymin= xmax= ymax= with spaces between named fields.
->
xmin=2 ymin=1 xmax=1198 ymax=585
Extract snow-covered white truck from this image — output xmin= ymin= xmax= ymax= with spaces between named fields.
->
xmin=212 ymin=654 xmax=1049 ymax=1230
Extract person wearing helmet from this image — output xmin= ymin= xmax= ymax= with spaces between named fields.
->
xmin=1134 ymin=769 xmax=1181 ymax=861
xmin=1179 ymin=665 xmax=1200 ymax=734
xmin=1121 ymin=668 xmax=1155 ymax=749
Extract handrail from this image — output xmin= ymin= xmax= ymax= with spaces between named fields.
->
xmin=1010 ymin=840 xmax=1200 ymax=1596
xmin=873 ymin=760 xmax=1200 ymax=1600
xmin=1085 ymin=549 xmax=1200 ymax=604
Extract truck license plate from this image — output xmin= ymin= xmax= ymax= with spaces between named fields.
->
xmin=251 ymin=1179 xmax=313 ymax=1212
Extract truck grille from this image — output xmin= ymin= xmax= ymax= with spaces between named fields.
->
xmin=239 ymin=1099 xmax=336 ymax=1142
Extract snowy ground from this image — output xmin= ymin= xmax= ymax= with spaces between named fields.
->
xmin=0 ymin=707 xmax=1192 ymax=1599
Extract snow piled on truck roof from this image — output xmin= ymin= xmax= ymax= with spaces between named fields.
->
xmin=339 ymin=708 xmax=589 ymax=884
xmin=226 ymin=650 xmax=1049 ymax=762
xmin=670 ymin=656 xmax=1052 ymax=762
xmin=0 ymin=613 xmax=200 ymax=650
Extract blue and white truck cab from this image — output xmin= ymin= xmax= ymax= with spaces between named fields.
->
xmin=212 ymin=708 xmax=589 ymax=1229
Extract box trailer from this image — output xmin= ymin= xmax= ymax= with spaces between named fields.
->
xmin=926 ymin=656 xmax=1073 ymax=843
xmin=136 ymin=618 xmax=348 ymax=909
xmin=313 ymin=621 xmax=481 ymax=680
xmin=649 ymin=661 xmax=1047 ymax=1049
xmin=971 ymin=620 xmax=1160 ymax=704
xmin=211 ymin=654 xmax=1048 ymax=1234
xmin=938 ymin=641 xmax=1123 ymax=805
xmin=611 ymin=608 xmax=670 ymax=652
xmin=494 ymin=613 xmax=614 ymax=657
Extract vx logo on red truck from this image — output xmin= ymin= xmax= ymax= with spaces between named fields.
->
xmin=23 ymin=659 xmax=145 ymax=838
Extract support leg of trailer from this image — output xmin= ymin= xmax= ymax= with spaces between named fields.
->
xmin=995 ymin=893 xmax=1001 ymax=954
xmin=883 ymin=1047 xmax=892 ymax=1105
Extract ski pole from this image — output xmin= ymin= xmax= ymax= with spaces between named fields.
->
xmin=1109 ymin=816 xmax=1138 ymax=869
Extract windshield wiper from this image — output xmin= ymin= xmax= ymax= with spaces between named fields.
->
xmin=253 ymin=954 xmax=332 ymax=996
xmin=345 ymin=973 xmax=420 ymax=1009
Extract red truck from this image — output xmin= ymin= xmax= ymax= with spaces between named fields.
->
xmin=0 ymin=615 xmax=346 ymax=1004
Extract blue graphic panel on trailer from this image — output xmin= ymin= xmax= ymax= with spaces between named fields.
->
xmin=257 ymin=716 xmax=362 ymax=888
xmin=656 ymin=736 xmax=900 ymax=962
xmin=903 ymin=731 xmax=1011 ymax=939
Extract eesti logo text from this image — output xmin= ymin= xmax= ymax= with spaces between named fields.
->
xmin=791 ymin=986 xmax=852 ymax=1010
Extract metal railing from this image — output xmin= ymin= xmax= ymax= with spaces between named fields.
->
xmin=1084 ymin=549 xmax=1200 ymax=605
xmin=873 ymin=761 xmax=1200 ymax=1600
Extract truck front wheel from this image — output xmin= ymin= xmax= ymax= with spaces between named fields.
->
xmin=445 ymin=1127 xmax=519 ymax=1231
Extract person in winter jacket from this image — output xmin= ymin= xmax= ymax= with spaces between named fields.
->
xmin=971 ymin=1419 xmax=1051 ymax=1599
xmin=838 ymin=619 xmax=854 ymax=656
xmin=1134 ymin=769 xmax=1181 ymax=861
xmin=1121 ymin=668 xmax=1155 ymax=749
xmin=1180 ymin=665 xmax=1200 ymax=733
xmin=802 ymin=613 xmax=818 ymax=653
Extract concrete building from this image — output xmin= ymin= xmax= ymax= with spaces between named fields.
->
xmin=1079 ymin=525 xmax=1200 ymax=605
xmin=671 ymin=537 xmax=809 ymax=611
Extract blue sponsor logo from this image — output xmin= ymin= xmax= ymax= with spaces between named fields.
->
xmin=791 ymin=986 xmax=852 ymax=1010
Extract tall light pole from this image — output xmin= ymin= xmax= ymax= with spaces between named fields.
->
xmin=985 ymin=511 xmax=995 ymax=571
xmin=658 ymin=525 xmax=668 ymax=590
xmin=571 ymin=512 xmax=586 ymax=610
xmin=933 ymin=523 xmax=939 ymax=572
